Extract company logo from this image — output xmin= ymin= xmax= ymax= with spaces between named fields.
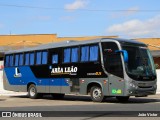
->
xmin=14 ymin=67 xmax=22 ymax=78
xmin=51 ymin=66 xmax=78 ymax=75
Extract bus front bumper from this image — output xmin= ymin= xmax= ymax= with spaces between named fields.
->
xmin=127 ymin=84 xmax=157 ymax=96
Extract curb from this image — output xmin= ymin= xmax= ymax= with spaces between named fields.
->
xmin=0 ymin=90 xmax=27 ymax=96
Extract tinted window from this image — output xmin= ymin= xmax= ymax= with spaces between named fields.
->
xmin=102 ymin=42 xmax=123 ymax=78
xmin=52 ymin=54 xmax=58 ymax=64
xmin=89 ymin=45 xmax=98 ymax=61
xmin=15 ymin=54 xmax=19 ymax=66
xmin=5 ymin=55 xmax=9 ymax=67
xmin=30 ymin=52 xmax=34 ymax=65
xmin=63 ymin=48 xmax=71 ymax=63
xmin=36 ymin=52 xmax=42 ymax=65
xmin=81 ymin=46 xmax=89 ymax=62
xmin=19 ymin=54 xmax=23 ymax=65
xmin=25 ymin=53 xmax=29 ymax=65
xmin=71 ymin=47 xmax=79 ymax=62
xmin=42 ymin=51 xmax=48 ymax=64
xmin=9 ymin=55 xmax=14 ymax=66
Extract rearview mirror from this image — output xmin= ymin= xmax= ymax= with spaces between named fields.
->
xmin=115 ymin=50 xmax=128 ymax=63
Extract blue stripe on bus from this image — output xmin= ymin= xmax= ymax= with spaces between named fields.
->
xmin=4 ymin=66 xmax=69 ymax=86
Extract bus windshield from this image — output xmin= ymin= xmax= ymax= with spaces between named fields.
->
xmin=122 ymin=45 xmax=156 ymax=80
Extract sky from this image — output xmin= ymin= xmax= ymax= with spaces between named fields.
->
xmin=0 ymin=0 xmax=160 ymax=38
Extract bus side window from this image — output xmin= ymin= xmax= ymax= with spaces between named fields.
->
xmin=63 ymin=48 xmax=71 ymax=63
xmin=5 ymin=55 xmax=10 ymax=67
xmin=9 ymin=55 xmax=14 ymax=66
xmin=52 ymin=54 xmax=58 ymax=64
xmin=19 ymin=54 xmax=23 ymax=66
xmin=25 ymin=53 xmax=29 ymax=65
xmin=42 ymin=51 xmax=48 ymax=64
xmin=71 ymin=47 xmax=79 ymax=63
xmin=30 ymin=52 xmax=34 ymax=65
xmin=36 ymin=51 xmax=42 ymax=65
xmin=89 ymin=45 xmax=98 ymax=61
xmin=81 ymin=46 xmax=89 ymax=62
xmin=15 ymin=54 xmax=19 ymax=66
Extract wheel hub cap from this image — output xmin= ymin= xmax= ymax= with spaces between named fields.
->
xmin=30 ymin=87 xmax=36 ymax=96
xmin=93 ymin=88 xmax=101 ymax=99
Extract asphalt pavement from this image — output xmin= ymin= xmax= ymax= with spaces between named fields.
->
xmin=0 ymin=94 xmax=160 ymax=119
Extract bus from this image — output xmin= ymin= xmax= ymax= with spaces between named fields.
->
xmin=3 ymin=38 xmax=157 ymax=102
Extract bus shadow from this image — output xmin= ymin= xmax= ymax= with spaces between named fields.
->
xmin=10 ymin=94 xmax=160 ymax=104
xmin=104 ymin=97 xmax=160 ymax=104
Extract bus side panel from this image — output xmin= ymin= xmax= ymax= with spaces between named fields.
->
xmin=3 ymin=67 xmax=71 ymax=94
xmin=49 ymin=78 xmax=70 ymax=94
xmin=79 ymin=78 xmax=109 ymax=96
xmin=3 ymin=66 xmax=47 ymax=93
xmin=3 ymin=69 xmax=27 ymax=92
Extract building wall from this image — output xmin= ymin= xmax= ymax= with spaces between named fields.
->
xmin=0 ymin=34 xmax=118 ymax=51
xmin=0 ymin=34 xmax=118 ymax=46
xmin=136 ymin=38 xmax=160 ymax=51
xmin=154 ymin=57 xmax=160 ymax=69
xmin=0 ymin=34 xmax=57 ymax=46
xmin=0 ymin=34 xmax=159 ymax=50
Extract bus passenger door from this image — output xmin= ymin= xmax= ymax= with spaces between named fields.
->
xmin=108 ymin=75 xmax=125 ymax=96
xmin=106 ymin=53 xmax=125 ymax=96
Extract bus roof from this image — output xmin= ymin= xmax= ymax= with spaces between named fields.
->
xmin=5 ymin=38 xmax=146 ymax=54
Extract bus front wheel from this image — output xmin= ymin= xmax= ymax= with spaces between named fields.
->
xmin=28 ymin=84 xmax=41 ymax=99
xmin=90 ymin=86 xmax=105 ymax=102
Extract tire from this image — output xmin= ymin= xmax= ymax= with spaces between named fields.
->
xmin=51 ymin=93 xmax=65 ymax=100
xmin=116 ymin=96 xmax=129 ymax=102
xmin=90 ymin=86 xmax=105 ymax=102
xmin=28 ymin=84 xmax=41 ymax=99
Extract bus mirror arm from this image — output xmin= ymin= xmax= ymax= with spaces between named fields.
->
xmin=115 ymin=50 xmax=128 ymax=63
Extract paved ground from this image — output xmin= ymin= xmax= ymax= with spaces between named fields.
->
xmin=0 ymin=94 xmax=160 ymax=119
xmin=0 ymin=94 xmax=160 ymax=110
xmin=0 ymin=94 xmax=160 ymax=108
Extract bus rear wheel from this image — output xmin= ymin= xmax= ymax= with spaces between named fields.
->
xmin=90 ymin=86 xmax=105 ymax=102
xmin=28 ymin=84 xmax=41 ymax=99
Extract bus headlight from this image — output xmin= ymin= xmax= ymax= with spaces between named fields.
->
xmin=130 ymin=83 xmax=135 ymax=87
xmin=129 ymin=82 xmax=137 ymax=88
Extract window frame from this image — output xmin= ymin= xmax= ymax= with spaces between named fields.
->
xmin=63 ymin=48 xmax=71 ymax=63
xmin=80 ymin=44 xmax=99 ymax=63
xmin=14 ymin=54 xmax=20 ymax=66
xmin=89 ymin=45 xmax=99 ymax=62
xmin=19 ymin=53 xmax=24 ymax=66
xmin=52 ymin=54 xmax=59 ymax=64
xmin=36 ymin=51 xmax=42 ymax=65
xmin=29 ymin=52 xmax=35 ymax=65
xmin=62 ymin=46 xmax=80 ymax=64
xmin=24 ymin=52 xmax=30 ymax=66
xmin=5 ymin=55 xmax=10 ymax=67
xmin=42 ymin=50 xmax=48 ymax=65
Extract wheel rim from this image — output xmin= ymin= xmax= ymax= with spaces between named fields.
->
xmin=92 ymin=88 xmax=102 ymax=99
xmin=30 ymin=87 xmax=36 ymax=97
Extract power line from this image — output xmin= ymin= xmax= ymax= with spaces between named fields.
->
xmin=0 ymin=3 xmax=160 ymax=12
